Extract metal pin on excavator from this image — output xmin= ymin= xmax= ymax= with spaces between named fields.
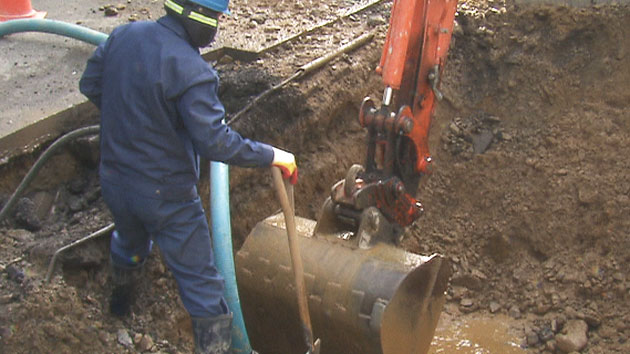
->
xmin=237 ymin=0 xmax=458 ymax=352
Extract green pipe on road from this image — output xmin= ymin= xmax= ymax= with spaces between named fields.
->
xmin=0 ymin=19 xmax=108 ymax=45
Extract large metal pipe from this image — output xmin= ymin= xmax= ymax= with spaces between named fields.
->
xmin=236 ymin=213 xmax=451 ymax=354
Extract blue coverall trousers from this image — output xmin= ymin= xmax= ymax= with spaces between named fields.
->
xmin=101 ymin=180 xmax=227 ymax=318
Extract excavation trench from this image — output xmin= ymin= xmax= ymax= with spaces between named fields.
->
xmin=1 ymin=3 xmax=630 ymax=354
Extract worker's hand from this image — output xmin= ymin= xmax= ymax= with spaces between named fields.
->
xmin=272 ymin=147 xmax=298 ymax=185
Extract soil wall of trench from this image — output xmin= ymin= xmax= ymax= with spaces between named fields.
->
xmin=0 ymin=2 xmax=629 ymax=353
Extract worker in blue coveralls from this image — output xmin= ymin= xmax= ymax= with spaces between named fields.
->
xmin=79 ymin=0 xmax=297 ymax=352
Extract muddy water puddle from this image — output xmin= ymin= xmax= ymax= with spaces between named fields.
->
xmin=430 ymin=313 xmax=524 ymax=353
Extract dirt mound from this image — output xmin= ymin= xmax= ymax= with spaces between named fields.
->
xmin=1 ymin=1 xmax=629 ymax=353
xmin=411 ymin=3 xmax=630 ymax=352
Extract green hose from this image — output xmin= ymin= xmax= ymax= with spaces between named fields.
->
xmin=0 ymin=19 xmax=108 ymax=45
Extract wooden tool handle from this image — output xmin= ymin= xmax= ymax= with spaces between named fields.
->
xmin=271 ymin=167 xmax=318 ymax=353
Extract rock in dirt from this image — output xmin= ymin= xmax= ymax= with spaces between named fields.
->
xmin=472 ymin=129 xmax=495 ymax=154
xmin=459 ymin=297 xmax=478 ymax=313
xmin=68 ymin=195 xmax=86 ymax=212
xmin=32 ymin=191 xmax=55 ymax=222
xmin=451 ymin=270 xmax=484 ymax=290
xmin=556 ymin=319 xmax=588 ymax=353
xmin=460 ymin=298 xmax=474 ymax=307
xmin=583 ymin=310 xmax=602 ymax=328
xmin=488 ymin=301 xmax=501 ymax=313
xmin=98 ymin=330 xmax=111 ymax=344
xmin=137 ymin=334 xmax=154 ymax=352
xmin=5 ymin=229 xmax=34 ymax=243
xmin=0 ymin=326 xmax=12 ymax=341
xmin=545 ymin=339 xmax=557 ymax=352
xmin=577 ymin=184 xmax=599 ymax=205
xmin=539 ymin=326 xmax=554 ymax=342
xmin=534 ymin=301 xmax=551 ymax=315
xmin=367 ymin=14 xmax=386 ymax=27
xmin=104 ymin=7 xmax=119 ymax=16
xmin=508 ymin=305 xmax=521 ymax=319
xmin=552 ymin=315 xmax=567 ymax=333
xmin=117 ymin=329 xmax=133 ymax=347
xmin=526 ymin=330 xmax=540 ymax=347
xmin=14 ymin=197 xmax=42 ymax=231
xmin=69 ymin=178 xmax=88 ymax=195
xmin=6 ymin=265 xmax=25 ymax=283
xmin=85 ymin=186 xmax=101 ymax=204
xmin=70 ymin=135 xmax=100 ymax=168
xmin=0 ymin=293 xmax=17 ymax=304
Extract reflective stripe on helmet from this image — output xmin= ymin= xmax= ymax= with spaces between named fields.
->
xmin=187 ymin=11 xmax=217 ymax=27
xmin=164 ymin=0 xmax=218 ymax=27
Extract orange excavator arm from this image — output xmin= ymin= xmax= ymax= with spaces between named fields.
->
xmin=378 ymin=0 xmax=458 ymax=174
xmin=330 ymin=0 xmax=458 ymax=232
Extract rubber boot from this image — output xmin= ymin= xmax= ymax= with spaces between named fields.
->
xmin=192 ymin=313 xmax=233 ymax=354
xmin=109 ymin=262 xmax=142 ymax=317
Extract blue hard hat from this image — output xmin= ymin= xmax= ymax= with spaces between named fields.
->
xmin=188 ymin=0 xmax=230 ymax=15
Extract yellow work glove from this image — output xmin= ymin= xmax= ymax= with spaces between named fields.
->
xmin=272 ymin=147 xmax=298 ymax=185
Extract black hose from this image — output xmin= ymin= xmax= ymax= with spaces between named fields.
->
xmin=0 ymin=125 xmax=100 ymax=223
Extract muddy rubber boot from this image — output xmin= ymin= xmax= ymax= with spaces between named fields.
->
xmin=109 ymin=262 xmax=141 ymax=317
xmin=192 ymin=313 xmax=233 ymax=354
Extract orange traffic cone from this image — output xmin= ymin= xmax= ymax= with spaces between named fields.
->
xmin=0 ymin=0 xmax=46 ymax=22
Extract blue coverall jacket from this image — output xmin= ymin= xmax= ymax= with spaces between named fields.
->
xmin=80 ymin=15 xmax=274 ymax=198
xmin=79 ymin=15 xmax=273 ymax=317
